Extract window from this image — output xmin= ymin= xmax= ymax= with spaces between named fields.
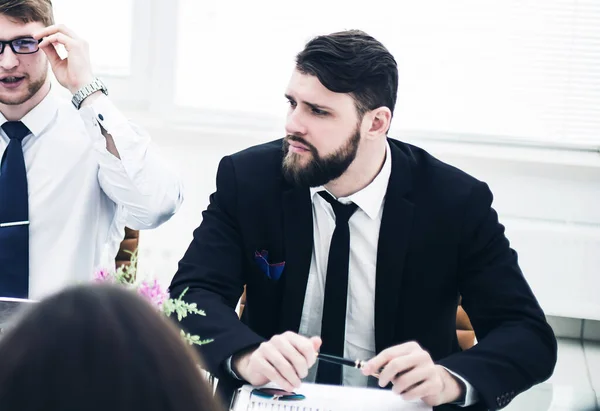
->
xmin=52 ymin=0 xmax=135 ymax=76
xmin=175 ymin=0 xmax=600 ymax=147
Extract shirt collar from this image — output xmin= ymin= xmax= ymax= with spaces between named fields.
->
xmin=310 ymin=141 xmax=392 ymax=220
xmin=0 ymin=85 xmax=59 ymax=137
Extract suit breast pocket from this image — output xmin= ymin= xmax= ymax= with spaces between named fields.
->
xmin=247 ymin=262 xmax=284 ymax=293
xmin=242 ymin=263 xmax=285 ymax=337
xmin=245 ymin=260 xmax=285 ymax=303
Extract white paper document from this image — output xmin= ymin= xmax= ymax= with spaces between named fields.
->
xmin=230 ymin=382 xmax=432 ymax=411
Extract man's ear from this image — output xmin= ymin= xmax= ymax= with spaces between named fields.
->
xmin=364 ymin=107 xmax=392 ymax=140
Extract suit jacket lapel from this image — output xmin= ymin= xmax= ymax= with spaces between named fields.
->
xmin=374 ymin=140 xmax=415 ymax=353
xmin=279 ymin=185 xmax=313 ymax=334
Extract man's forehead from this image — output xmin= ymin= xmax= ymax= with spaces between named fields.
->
xmin=0 ymin=15 xmax=43 ymax=40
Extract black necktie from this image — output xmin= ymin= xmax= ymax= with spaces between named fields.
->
xmin=315 ymin=191 xmax=358 ymax=385
xmin=0 ymin=121 xmax=31 ymax=298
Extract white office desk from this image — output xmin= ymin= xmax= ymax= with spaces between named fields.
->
xmin=505 ymin=383 xmax=597 ymax=411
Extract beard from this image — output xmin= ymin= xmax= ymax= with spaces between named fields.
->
xmin=282 ymin=127 xmax=361 ymax=187
xmin=0 ymin=69 xmax=47 ymax=106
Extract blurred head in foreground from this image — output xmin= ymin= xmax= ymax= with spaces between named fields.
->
xmin=0 ymin=284 xmax=223 ymax=411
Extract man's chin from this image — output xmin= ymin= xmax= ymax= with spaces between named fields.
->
xmin=0 ymin=90 xmax=32 ymax=106
xmin=285 ymin=151 xmax=312 ymax=167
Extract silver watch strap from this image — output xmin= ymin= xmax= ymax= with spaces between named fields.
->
xmin=71 ymin=78 xmax=107 ymax=109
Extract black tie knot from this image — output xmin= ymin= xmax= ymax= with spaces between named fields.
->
xmin=2 ymin=121 xmax=30 ymax=142
xmin=318 ymin=191 xmax=358 ymax=224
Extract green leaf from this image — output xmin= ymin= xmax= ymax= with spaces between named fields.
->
xmin=180 ymin=330 xmax=213 ymax=346
xmin=118 ymin=249 xmax=213 ymax=347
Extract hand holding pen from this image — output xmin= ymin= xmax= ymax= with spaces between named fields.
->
xmin=319 ymin=341 xmax=465 ymax=407
xmin=232 ymin=333 xmax=464 ymax=407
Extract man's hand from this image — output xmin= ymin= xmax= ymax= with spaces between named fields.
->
xmin=361 ymin=341 xmax=464 ymax=406
xmin=232 ymin=332 xmax=322 ymax=392
xmin=33 ymin=24 xmax=94 ymax=94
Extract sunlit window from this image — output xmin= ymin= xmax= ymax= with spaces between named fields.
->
xmin=175 ymin=0 xmax=600 ymax=145
xmin=52 ymin=0 xmax=134 ymax=76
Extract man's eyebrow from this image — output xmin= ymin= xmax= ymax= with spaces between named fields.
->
xmin=284 ymin=94 xmax=334 ymax=111
xmin=2 ymin=36 xmax=36 ymax=42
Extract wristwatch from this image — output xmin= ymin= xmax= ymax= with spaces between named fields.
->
xmin=71 ymin=78 xmax=108 ymax=109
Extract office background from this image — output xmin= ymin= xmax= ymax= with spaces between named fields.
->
xmin=50 ymin=0 xmax=600 ymax=405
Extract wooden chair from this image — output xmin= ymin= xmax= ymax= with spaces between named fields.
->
xmin=456 ymin=303 xmax=476 ymax=350
xmin=115 ymin=227 xmax=139 ymax=270
xmin=237 ymin=288 xmax=476 ymax=351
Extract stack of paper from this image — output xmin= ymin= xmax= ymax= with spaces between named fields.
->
xmin=230 ymin=382 xmax=432 ymax=411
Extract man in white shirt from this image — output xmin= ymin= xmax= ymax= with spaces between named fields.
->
xmin=0 ymin=0 xmax=182 ymax=299
xmin=170 ymin=30 xmax=556 ymax=410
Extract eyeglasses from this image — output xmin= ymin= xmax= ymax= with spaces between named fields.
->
xmin=0 ymin=38 xmax=42 ymax=55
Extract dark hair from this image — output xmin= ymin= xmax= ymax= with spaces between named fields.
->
xmin=0 ymin=284 xmax=223 ymax=411
xmin=296 ymin=29 xmax=398 ymax=117
xmin=0 ymin=0 xmax=54 ymax=26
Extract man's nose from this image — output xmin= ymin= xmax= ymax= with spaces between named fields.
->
xmin=0 ymin=46 xmax=20 ymax=71
xmin=285 ymin=109 xmax=308 ymax=136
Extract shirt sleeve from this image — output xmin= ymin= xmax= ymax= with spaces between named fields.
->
xmin=442 ymin=366 xmax=480 ymax=407
xmin=224 ymin=355 xmax=245 ymax=380
xmin=79 ymin=94 xmax=183 ymax=229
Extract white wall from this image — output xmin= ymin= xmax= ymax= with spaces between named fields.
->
xmin=134 ymin=126 xmax=256 ymax=288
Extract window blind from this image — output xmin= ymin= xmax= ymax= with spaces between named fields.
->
xmin=174 ymin=0 xmax=600 ymax=146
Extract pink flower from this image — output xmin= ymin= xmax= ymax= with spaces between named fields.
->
xmin=138 ymin=279 xmax=168 ymax=309
xmin=94 ymin=268 xmax=115 ymax=283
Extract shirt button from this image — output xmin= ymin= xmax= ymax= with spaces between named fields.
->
xmin=98 ymin=114 xmax=104 ymax=121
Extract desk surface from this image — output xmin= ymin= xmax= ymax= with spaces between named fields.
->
xmin=505 ymin=383 xmax=598 ymax=411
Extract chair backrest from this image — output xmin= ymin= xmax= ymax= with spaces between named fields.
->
xmin=115 ymin=227 xmax=139 ymax=269
xmin=237 ymin=289 xmax=476 ymax=350
xmin=456 ymin=305 xmax=475 ymax=350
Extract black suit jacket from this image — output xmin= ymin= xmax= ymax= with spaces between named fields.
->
xmin=170 ymin=138 xmax=557 ymax=410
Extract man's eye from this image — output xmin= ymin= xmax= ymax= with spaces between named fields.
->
xmin=312 ymin=108 xmax=328 ymax=116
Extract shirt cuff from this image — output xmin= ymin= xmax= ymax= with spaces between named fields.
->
xmin=442 ymin=366 xmax=479 ymax=407
xmin=78 ymin=94 xmax=129 ymax=134
xmin=225 ymin=355 xmax=244 ymax=380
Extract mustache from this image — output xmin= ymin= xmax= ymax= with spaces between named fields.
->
xmin=0 ymin=73 xmax=28 ymax=79
xmin=284 ymin=135 xmax=317 ymax=153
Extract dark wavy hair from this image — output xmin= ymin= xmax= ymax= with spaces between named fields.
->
xmin=296 ymin=29 xmax=398 ymax=117
xmin=0 ymin=284 xmax=223 ymax=411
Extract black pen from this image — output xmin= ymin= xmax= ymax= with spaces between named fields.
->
xmin=317 ymin=353 xmax=382 ymax=377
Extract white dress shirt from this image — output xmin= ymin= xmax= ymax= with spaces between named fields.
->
xmin=0 ymin=87 xmax=183 ymax=299
xmin=298 ymin=142 xmax=478 ymax=406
